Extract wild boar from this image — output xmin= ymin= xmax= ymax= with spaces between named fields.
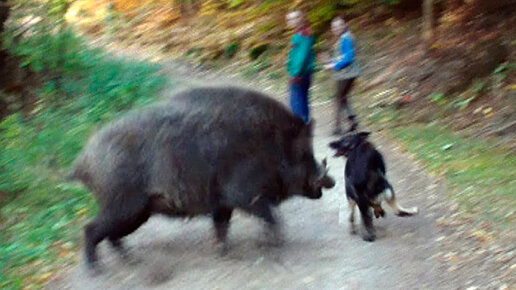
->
xmin=70 ymin=86 xmax=335 ymax=271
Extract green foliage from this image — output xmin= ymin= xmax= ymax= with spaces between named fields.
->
xmin=428 ymin=92 xmax=446 ymax=105
xmin=307 ymin=4 xmax=336 ymax=35
xmin=0 ymin=30 xmax=166 ymax=288
xmin=7 ymin=28 xmax=84 ymax=74
xmin=249 ymin=43 xmax=269 ymax=60
xmin=471 ymin=80 xmax=486 ymax=95
xmin=391 ymin=125 xmax=516 ymax=226
xmin=224 ymin=41 xmax=240 ymax=59
xmin=227 ymin=0 xmax=244 ymax=9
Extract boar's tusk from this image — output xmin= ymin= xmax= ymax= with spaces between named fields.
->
xmin=250 ymin=195 xmax=262 ymax=206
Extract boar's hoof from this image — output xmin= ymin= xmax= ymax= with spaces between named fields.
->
xmin=122 ymin=253 xmax=142 ymax=266
xmin=85 ymin=261 xmax=104 ymax=277
xmin=266 ymin=233 xmax=285 ymax=248
xmin=214 ymin=241 xmax=230 ymax=257
xmin=110 ymin=239 xmax=140 ymax=266
xmin=257 ymin=228 xmax=284 ymax=248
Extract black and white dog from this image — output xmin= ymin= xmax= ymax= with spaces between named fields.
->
xmin=329 ymin=131 xmax=418 ymax=241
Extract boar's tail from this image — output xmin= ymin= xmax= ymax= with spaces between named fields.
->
xmin=65 ymin=167 xmax=80 ymax=182
xmin=65 ymin=158 xmax=89 ymax=183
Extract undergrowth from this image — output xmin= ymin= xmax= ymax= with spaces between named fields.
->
xmin=0 ymin=30 xmax=166 ymax=289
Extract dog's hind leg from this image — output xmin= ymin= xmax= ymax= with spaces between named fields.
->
xmin=371 ymin=204 xmax=385 ymax=218
xmin=383 ymin=184 xmax=418 ymax=217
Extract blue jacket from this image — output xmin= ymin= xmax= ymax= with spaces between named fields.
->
xmin=331 ymin=31 xmax=360 ymax=79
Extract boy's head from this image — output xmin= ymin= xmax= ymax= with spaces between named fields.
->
xmin=331 ymin=16 xmax=347 ymax=36
xmin=286 ymin=10 xmax=305 ymax=30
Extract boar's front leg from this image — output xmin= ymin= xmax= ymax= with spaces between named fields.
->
xmin=244 ymin=197 xmax=283 ymax=247
xmin=212 ymin=207 xmax=233 ymax=255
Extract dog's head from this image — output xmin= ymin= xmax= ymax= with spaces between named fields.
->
xmin=328 ymin=131 xmax=371 ymax=157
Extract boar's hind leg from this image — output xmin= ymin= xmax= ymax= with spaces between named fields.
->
xmin=212 ymin=207 xmax=233 ymax=255
xmin=84 ymin=192 xmax=151 ymax=271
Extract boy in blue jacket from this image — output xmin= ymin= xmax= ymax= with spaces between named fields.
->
xmin=324 ymin=16 xmax=361 ymax=135
xmin=286 ymin=11 xmax=315 ymax=124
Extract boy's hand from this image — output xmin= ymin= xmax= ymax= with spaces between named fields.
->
xmin=323 ymin=63 xmax=334 ymax=71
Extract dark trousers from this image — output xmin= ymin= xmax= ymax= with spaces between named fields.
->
xmin=289 ymin=75 xmax=311 ymax=124
xmin=334 ymin=78 xmax=357 ymax=132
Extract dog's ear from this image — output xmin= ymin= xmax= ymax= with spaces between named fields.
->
xmin=358 ymin=131 xmax=371 ymax=140
xmin=328 ymin=140 xmax=341 ymax=150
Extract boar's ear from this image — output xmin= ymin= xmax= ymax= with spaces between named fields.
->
xmin=306 ymin=119 xmax=315 ymax=133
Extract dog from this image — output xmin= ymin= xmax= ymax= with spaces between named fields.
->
xmin=329 ymin=131 xmax=418 ymax=241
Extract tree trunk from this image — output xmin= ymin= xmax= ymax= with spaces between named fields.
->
xmin=422 ymin=0 xmax=434 ymax=51
xmin=1 ymin=0 xmax=11 ymax=91
xmin=0 ymin=0 xmax=8 ymax=35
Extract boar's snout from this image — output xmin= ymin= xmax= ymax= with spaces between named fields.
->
xmin=317 ymin=158 xmax=335 ymax=189
xmin=318 ymin=173 xmax=335 ymax=189
xmin=304 ymin=158 xmax=335 ymax=199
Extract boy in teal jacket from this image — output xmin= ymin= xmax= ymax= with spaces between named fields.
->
xmin=286 ymin=11 xmax=315 ymax=124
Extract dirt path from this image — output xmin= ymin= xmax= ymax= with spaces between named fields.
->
xmin=47 ymin=47 xmax=464 ymax=290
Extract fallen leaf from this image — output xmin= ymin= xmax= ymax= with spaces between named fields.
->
xmin=469 ymin=230 xmax=492 ymax=242
xmin=76 ymin=208 xmax=88 ymax=216
xmin=441 ymin=143 xmax=454 ymax=151
xmin=483 ymin=107 xmax=492 ymax=114
xmin=36 ymin=272 xmax=53 ymax=284
xmin=436 ymin=236 xmax=446 ymax=242
xmin=58 ymin=249 xmax=71 ymax=258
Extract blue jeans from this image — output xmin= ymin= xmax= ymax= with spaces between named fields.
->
xmin=289 ymin=75 xmax=311 ymax=123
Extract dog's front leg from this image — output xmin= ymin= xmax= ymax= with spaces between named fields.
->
xmin=347 ymin=197 xmax=357 ymax=235
xmin=358 ymin=202 xmax=375 ymax=242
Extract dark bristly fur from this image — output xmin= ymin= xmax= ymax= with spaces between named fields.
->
xmin=329 ymin=132 xmax=418 ymax=242
xmin=70 ymin=85 xmax=335 ymax=272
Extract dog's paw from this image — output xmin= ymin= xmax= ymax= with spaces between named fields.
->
xmin=360 ymin=227 xmax=376 ymax=242
xmin=361 ymin=232 xmax=376 ymax=242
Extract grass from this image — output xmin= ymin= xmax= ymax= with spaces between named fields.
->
xmin=390 ymin=124 xmax=516 ymax=227
xmin=0 ymin=31 xmax=167 ymax=289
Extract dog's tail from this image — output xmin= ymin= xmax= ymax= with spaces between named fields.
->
xmin=379 ymin=173 xmax=419 ymax=216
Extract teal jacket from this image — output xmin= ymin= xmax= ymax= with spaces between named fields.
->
xmin=287 ymin=30 xmax=315 ymax=77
